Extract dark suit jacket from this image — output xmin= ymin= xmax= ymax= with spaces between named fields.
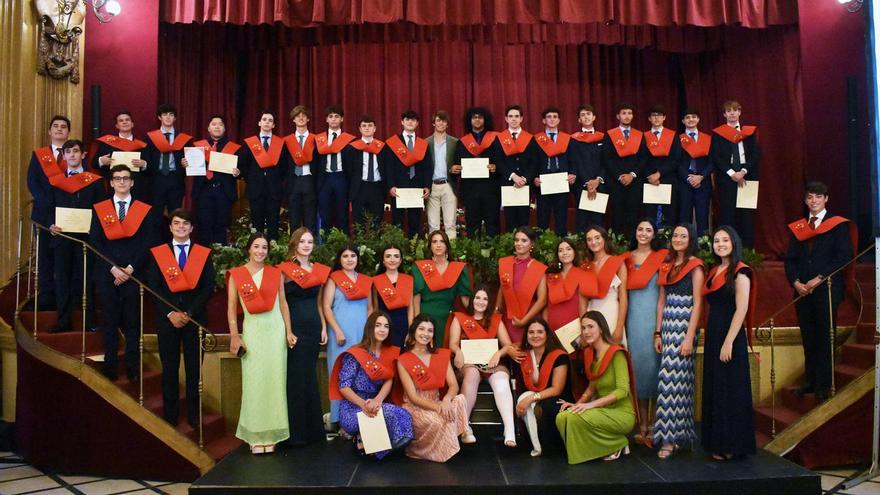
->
xmin=342 ymin=142 xmax=388 ymax=198
xmin=493 ymin=135 xmax=538 ymax=186
xmin=142 ymin=130 xmax=190 ymax=181
xmin=677 ymin=135 xmax=714 ymax=193
xmin=783 ymin=213 xmax=853 ymax=302
xmin=386 ymin=133 xmax=433 ymax=189
xmin=570 ymin=137 xmax=606 ymax=191
xmin=237 ymin=136 xmax=290 ymax=201
xmin=601 ymin=131 xmax=647 ymax=185
xmin=644 ymin=130 xmax=683 ymax=184
xmin=709 ymin=129 xmax=760 ymax=184
xmin=533 ymin=134 xmax=573 ymax=177
xmin=426 ymin=134 xmax=459 ymax=195
xmin=191 ymin=137 xmax=238 ymax=202
xmin=27 ymin=151 xmax=55 ymax=223
xmin=453 ymin=133 xmax=501 ymax=199
xmin=88 ymin=201 xmax=159 ymax=289
xmin=148 ymin=242 xmax=215 ymax=324
xmin=46 ymin=177 xmax=107 ymax=246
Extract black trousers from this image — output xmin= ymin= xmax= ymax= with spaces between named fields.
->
xmin=151 ymin=173 xmax=185 ymax=217
xmin=319 ymin=172 xmax=350 ymax=234
xmin=462 ymin=190 xmax=500 ymax=237
xmin=286 ymin=338 xmax=325 ymax=444
xmin=536 ymin=191 xmax=569 ymax=235
xmin=717 ymin=182 xmax=754 ymax=246
xmin=196 ymin=185 xmax=234 ymax=245
xmin=288 ymin=175 xmax=317 ymax=234
xmin=249 ymin=195 xmax=282 ymax=240
xmin=392 ymin=179 xmax=424 ymax=237
xmin=53 ymin=238 xmax=94 ymax=328
xmin=504 ymin=206 xmax=530 ymax=233
xmin=351 ymin=181 xmax=385 ymax=230
xmin=97 ymin=279 xmax=141 ymax=378
xmin=608 ymin=181 xmax=641 ymax=237
xmin=157 ymin=321 xmax=200 ymax=425
xmin=795 ymin=289 xmax=840 ymax=392
xmin=678 ymin=181 xmax=712 ymax=235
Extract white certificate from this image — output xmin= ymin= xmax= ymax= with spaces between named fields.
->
xmin=111 ymin=151 xmax=141 ymax=171
xmin=539 ymin=172 xmax=570 ymax=195
xmin=461 ymin=158 xmax=490 ymax=179
xmin=209 ymin=151 xmax=239 ymax=175
xmin=501 ymin=186 xmax=530 ymax=207
xmin=736 ymin=180 xmax=759 ymax=209
xmin=642 ymin=183 xmax=672 ymax=205
xmin=357 ymin=408 xmax=392 ymax=455
xmin=578 ymin=191 xmax=609 ymax=213
xmin=395 ymin=188 xmax=424 ymax=209
xmin=184 ymin=147 xmax=206 ymax=177
xmin=461 ymin=338 xmax=499 ymax=365
xmin=55 ymin=207 xmax=92 ymax=234
xmin=554 ymin=319 xmax=581 ymax=354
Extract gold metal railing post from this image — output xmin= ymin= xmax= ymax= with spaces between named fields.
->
xmin=828 ymin=277 xmax=835 ymax=397
xmin=26 ymin=226 xmax=34 ymax=300
xmin=15 ymin=214 xmax=23 ymax=320
xmin=770 ymin=317 xmax=776 ymax=438
xmin=81 ymin=243 xmax=88 ymax=364
xmin=33 ymin=228 xmax=39 ymax=340
xmin=139 ymin=285 xmax=144 ymax=407
xmin=198 ymin=324 xmax=204 ymax=449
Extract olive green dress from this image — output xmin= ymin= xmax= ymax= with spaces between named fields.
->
xmin=411 ymin=265 xmax=471 ymax=346
xmin=555 ymin=351 xmax=635 ymax=464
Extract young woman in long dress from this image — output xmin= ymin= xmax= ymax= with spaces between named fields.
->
xmin=496 ymin=226 xmax=547 ymax=344
xmin=412 ymin=230 xmax=471 ymax=345
xmin=583 ymin=226 xmax=628 ymax=345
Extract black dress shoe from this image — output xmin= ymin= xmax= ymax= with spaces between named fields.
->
xmin=815 ymin=389 xmax=830 ymax=401
xmin=126 ymin=370 xmax=140 ymax=383
xmin=103 ymin=369 xmax=118 ymax=381
xmin=794 ymin=385 xmax=814 ymax=397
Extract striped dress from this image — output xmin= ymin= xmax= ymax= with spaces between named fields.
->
xmin=652 ymin=273 xmax=697 ymax=447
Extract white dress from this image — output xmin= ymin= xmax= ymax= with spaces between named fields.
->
xmin=587 ymin=274 xmax=626 ymax=346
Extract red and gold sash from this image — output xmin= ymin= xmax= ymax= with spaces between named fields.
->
xmin=658 ymin=256 xmax=704 ymax=286
xmin=373 ymin=272 xmax=413 ymax=310
xmin=329 ymin=345 xmax=400 ymax=400
xmin=51 ymin=171 xmax=102 ymax=194
xmin=192 ymin=139 xmax=241 ymax=161
xmin=499 ymin=256 xmax=547 ymax=320
xmin=582 ymin=255 xmax=626 ymax=299
xmin=93 ymin=199 xmax=151 ymax=240
xmin=497 ymin=129 xmax=533 ymax=156
xmin=704 ymin=262 xmax=757 ymax=347
xmin=713 ymin=124 xmax=758 ymax=144
xmin=582 ymin=345 xmax=639 ymax=420
xmin=679 ymin=131 xmax=711 ymax=159
xmin=150 ymin=243 xmax=210 ymax=293
xmin=398 ymin=348 xmax=452 ymax=391
xmin=34 ymin=147 xmax=66 ymax=183
xmin=415 ymin=260 xmax=465 ymax=292
xmin=282 ymin=133 xmax=316 ymax=165
xmin=571 ymin=131 xmax=605 ymax=144
xmin=385 ymin=134 xmax=428 ymax=166
xmin=520 ymin=348 xmax=566 ymax=391
xmin=97 ymin=134 xmax=147 ymax=151
xmin=349 ymin=138 xmax=385 ymax=155
xmin=454 ymin=312 xmax=501 ymax=340
xmin=315 ymin=131 xmax=356 ymax=155
xmin=787 ymin=216 xmax=851 ymax=242
xmin=460 ymin=132 xmax=498 ymax=156
xmin=228 ymin=265 xmax=281 ymax=314
xmin=243 ymin=135 xmax=284 ymax=169
xmin=146 ymin=130 xmax=192 ymax=152
xmin=534 ymin=131 xmax=571 ymax=157
xmin=277 ymin=261 xmax=330 ymax=289
xmin=644 ymin=128 xmax=676 ymax=157
xmin=625 ymin=249 xmax=668 ymax=290
xmin=606 ymin=128 xmax=643 ymax=158
xmin=547 ymin=267 xmax=585 ymax=305
xmin=330 ymin=271 xmax=372 ymax=300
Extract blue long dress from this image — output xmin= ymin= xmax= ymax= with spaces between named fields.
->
xmin=626 ymin=265 xmax=661 ymax=399
xmin=337 ymin=352 xmax=414 ymax=458
xmin=327 ymin=277 xmax=369 ymax=423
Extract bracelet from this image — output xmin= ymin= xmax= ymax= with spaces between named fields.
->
xmin=653 ymin=332 xmax=661 ymax=337
xmin=533 ymin=392 xmax=542 ymax=401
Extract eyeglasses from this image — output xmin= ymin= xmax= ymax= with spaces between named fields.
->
xmin=111 ymin=176 xmax=132 ymax=183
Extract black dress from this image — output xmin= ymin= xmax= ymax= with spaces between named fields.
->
xmin=284 ymin=280 xmax=326 ymax=445
xmin=377 ymin=293 xmax=409 ymax=348
xmin=701 ymin=266 xmax=756 ymax=456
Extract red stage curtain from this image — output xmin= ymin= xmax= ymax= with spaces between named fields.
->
xmin=161 ymin=0 xmax=798 ymax=29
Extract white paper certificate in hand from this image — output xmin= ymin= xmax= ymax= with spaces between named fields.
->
xmin=111 ymin=151 xmax=141 ymax=170
xmin=461 ymin=158 xmax=490 ymax=179
xmin=55 ymin=207 xmax=92 ymax=234
xmin=184 ymin=147 xmax=206 ymax=177
xmin=395 ymin=188 xmax=425 ymax=209
xmin=209 ymin=151 xmax=238 ymax=175
xmin=461 ymin=338 xmax=499 ymax=365
xmin=578 ymin=191 xmax=609 ymax=213
xmin=357 ymin=408 xmax=392 ymax=455
xmin=554 ymin=319 xmax=581 ymax=354
xmin=736 ymin=180 xmax=759 ymax=209
xmin=501 ymin=186 xmax=530 ymax=207
xmin=642 ymin=183 xmax=672 ymax=204
xmin=539 ymin=172 xmax=569 ymax=195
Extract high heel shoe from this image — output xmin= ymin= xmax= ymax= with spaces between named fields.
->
xmin=635 ymin=429 xmax=654 ymax=449
xmin=603 ymin=445 xmax=630 ymax=461
xmin=264 ymin=444 xmax=275 ymax=454
xmin=250 ymin=445 xmax=266 ymax=454
xmin=530 ymin=448 xmax=542 ymax=457
xmin=657 ymin=443 xmax=677 ymax=459
xmin=504 ymin=438 xmax=517 ymax=448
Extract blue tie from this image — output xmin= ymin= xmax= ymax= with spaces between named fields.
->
xmin=688 ymin=132 xmax=698 ymax=172
xmin=262 ymin=136 xmax=269 ymax=150
xmin=117 ymin=201 xmax=126 ymax=222
xmin=548 ymin=132 xmax=558 ymax=171
xmin=330 ymin=132 xmax=338 ymax=172
xmin=295 ymin=135 xmax=304 ymax=176
xmin=623 ymin=128 xmax=630 ymax=140
xmin=177 ymin=244 xmax=187 ymax=269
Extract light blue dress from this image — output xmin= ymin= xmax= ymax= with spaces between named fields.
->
xmin=327 ymin=276 xmax=369 ymax=423
xmin=625 ymin=265 xmax=661 ymax=399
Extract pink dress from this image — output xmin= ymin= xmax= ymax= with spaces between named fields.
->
xmin=503 ymin=256 xmax=534 ymax=343
xmin=402 ymin=390 xmax=468 ymax=462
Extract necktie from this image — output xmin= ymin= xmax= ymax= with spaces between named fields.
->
xmin=67 ymin=170 xmax=78 ymax=177
xmin=161 ymin=132 xmax=172 ymax=175
xmin=206 ymin=141 xmax=217 ymax=180
xmin=688 ymin=132 xmax=698 ymax=173
xmin=548 ymin=133 xmax=558 ymax=171
xmin=177 ymin=244 xmax=188 ymax=269
xmin=406 ymin=135 xmax=415 ymax=179
xmin=295 ymin=135 xmax=305 ymax=176
xmin=55 ymin=147 xmax=63 ymax=165
xmin=367 ymin=152 xmax=375 ymax=182
xmin=809 ymin=216 xmax=818 ymax=230
xmin=623 ymin=128 xmax=630 ymax=140
xmin=512 ymin=132 xmax=518 ymax=141
xmin=330 ymin=132 xmax=338 ymax=172
xmin=688 ymin=131 xmax=696 ymax=139
xmin=549 ymin=132 xmax=556 ymax=142
xmin=654 ymin=130 xmax=661 ymax=138
xmin=117 ymin=201 xmax=127 ymax=222
xmin=261 ymin=135 xmax=269 ymax=150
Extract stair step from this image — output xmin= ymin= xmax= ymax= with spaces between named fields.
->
xmin=754 ymin=405 xmax=802 ymax=434
xmin=834 ymin=363 xmax=865 ymax=388
xmin=755 ymin=430 xmax=773 ymax=448
xmin=854 ymin=323 xmax=876 ymax=345
xmin=840 ymin=343 xmax=876 ymax=369
xmin=204 ymin=435 xmax=243 ymax=461
xmin=779 ymin=385 xmax=820 ymax=415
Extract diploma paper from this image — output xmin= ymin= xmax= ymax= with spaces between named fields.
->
xmin=184 ymin=147 xmax=206 ymax=177
xmin=539 ymin=172 xmax=570 ymax=195
xmin=642 ymin=183 xmax=672 ymax=205
xmin=111 ymin=151 xmax=141 ymax=171
xmin=554 ymin=319 xmax=582 ymax=354
xmin=461 ymin=158 xmax=490 ymax=179
xmin=578 ymin=191 xmax=609 ymax=213
xmin=55 ymin=207 xmax=92 ymax=234
xmin=209 ymin=151 xmax=239 ymax=175
xmin=357 ymin=408 xmax=392 ymax=455
xmin=395 ymin=188 xmax=425 ymax=209
xmin=736 ymin=180 xmax=759 ymax=209
xmin=461 ymin=338 xmax=499 ymax=365
xmin=501 ymin=186 xmax=530 ymax=207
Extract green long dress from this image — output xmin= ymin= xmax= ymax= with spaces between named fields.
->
xmin=411 ymin=264 xmax=471 ymax=346
xmin=556 ymin=351 xmax=635 ymax=464
xmin=236 ymin=268 xmax=290 ymax=446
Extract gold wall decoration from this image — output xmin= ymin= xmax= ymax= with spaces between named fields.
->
xmin=35 ymin=0 xmax=86 ymax=83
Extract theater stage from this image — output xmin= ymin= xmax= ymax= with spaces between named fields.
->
xmin=190 ymin=428 xmax=819 ymax=495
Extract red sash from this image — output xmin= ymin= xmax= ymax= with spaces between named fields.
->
xmin=330 ymin=271 xmax=372 ymax=300
xmin=713 ymin=124 xmax=758 ymax=144
xmin=150 ymin=244 xmax=210 ymax=293
xmin=625 ymin=250 xmax=668 ymax=290
xmin=454 ymin=312 xmax=501 ymax=340
xmin=679 ymin=131 xmax=711 ymax=159
xmin=582 ymin=345 xmax=639 ymax=421
xmin=385 ymin=134 xmax=428 ymax=166
xmin=93 ymin=199 xmax=151 ymax=240
xmin=51 ymin=171 xmax=102 ymax=194
xmin=329 ymin=345 xmax=400 ymax=400
xmin=97 ymin=134 xmax=147 ymax=151
xmin=571 ymin=131 xmax=605 ymax=144
xmin=349 ymin=138 xmax=385 ymax=155
xmin=547 ymin=267 xmax=585 ymax=305
xmin=277 ymin=261 xmax=330 ymax=289
xmin=499 ymin=256 xmax=547 ymax=320
xmin=606 ymin=128 xmax=643 ymax=158
xmin=415 ymin=260 xmax=465 ymax=292
xmin=582 ymin=255 xmax=626 ymax=299
xmin=460 ymin=132 xmax=498 ymax=156
xmin=282 ymin=133 xmax=317 ymax=165
xmin=658 ymin=257 xmax=705 ymax=286
xmin=398 ymin=348 xmax=452 ymax=391
xmin=644 ymin=128 xmax=676 ymax=157
xmin=497 ymin=129 xmax=533 ymax=156
xmin=534 ymin=132 xmax=571 ymax=157
xmin=228 ymin=265 xmax=281 ymax=314
xmin=373 ymin=272 xmax=413 ymax=310
xmin=34 ymin=147 xmax=66 ymax=183
xmin=703 ymin=262 xmax=757 ymax=343
xmin=520 ymin=349 xmax=566 ymax=391
xmin=243 ymin=135 xmax=284 ymax=169
xmin=192 ymin=139 xmax=241 ymax=161
xmin=787 ymin=216 xmax=851 ymax=242
xmin=315 ymin=131 xmax=356 ymax=155
xmin=146 ymin=130 xmax=192 ymax=152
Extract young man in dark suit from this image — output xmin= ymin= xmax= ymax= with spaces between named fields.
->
xmin=315 ymin=105 xmax=355 ymax=234
xmin=642 ymin=104 xmax=683 ymax=228
xmin=532 ymin=107 xmax=575 ymax=236
xmin=677 ymin=108 xmax=713 ymax=235
xmin=90 ymin=165 xmax=158 ymax=381
xmin=570 ymin=104 xmax=606 ymax=232
xmin=143 ymin=104 xmax=192 ymax=216
xmin=784 ymin=182 xmax=854 ymax=401
xmin=191 ymin=114 xmax=241 ymax=245
xmin=452 ymin=107 xmax=501 ymax=237
xmin=283 ymin=105 xmax=319 ymax=234
xmin=603 ymin=102 xmax=647 ymax=237
xmin=386 ymin=110 xmax=432 ymax=237
xmin=91 ymin=110 xmax=148 ymax=187
xmin=238 ymin=110 xmax=289 ymax=240
xmin=495 ymin=104 xmax=536 ymax=231
xmin=344 ymin=115 xmax=387 ymax=230
xmin=149 ymin=208 xmax=215 ymax=427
